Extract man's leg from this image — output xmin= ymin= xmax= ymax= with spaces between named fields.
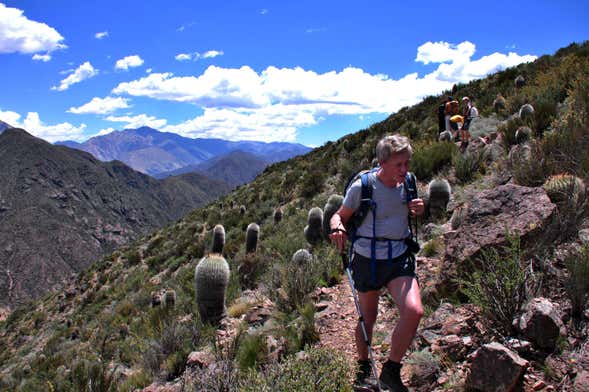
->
xmin=386 ymin=276 xmax=423 ymax=362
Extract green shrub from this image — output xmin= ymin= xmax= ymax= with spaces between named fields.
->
xmin=453 ymin=149 xmax=486 ymax=184
xmin=458 ymin=233 xmax=538 ymax=334
xmin=236 ymin=332 xmax=268 ymax=370
xmin=412 ymin=142 xmax=458 ymax=180
xmin=240 ymin=347 xmax=352 ymax=392
xmin=564 ymin=245 xmax=589 ymax=317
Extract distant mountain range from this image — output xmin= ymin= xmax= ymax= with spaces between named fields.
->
xmin=57 ymin=127 xmax=311 ymax=177
xmin=0 ymin=120 xmax=12 ymax=133
xmin=0 ymin=128 xmax=231 ymax=306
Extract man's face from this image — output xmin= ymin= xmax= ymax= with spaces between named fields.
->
xmin=380 ymin=150 xmax=411 ymax=183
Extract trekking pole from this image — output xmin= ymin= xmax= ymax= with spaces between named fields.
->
xmin=341 ymin=253 xmax=382 ymax=392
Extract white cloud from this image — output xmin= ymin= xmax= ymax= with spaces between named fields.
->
xmin=59 ymin=68 xmax=74 ymax=75
xmin=68 ymin=96 xmax=130 ymax=114
xmin=112 ymin=41 xmax=536 ymax=142
xmin=260 ymin=9 xmax=268 ymax=15
xmin=105 ymin=114 xmax=167 ymax=129
xmin=95 ymin=31 xmax=108 ymax=39
xmin=0 ymin=109 xmax=86 ymax=142
xmin=415 ymin=41 xmax=476 ymax=65
xmin=305 ymin=27 xmax=327 ymax=34
xmin=115 ymin=55 xmax=144 ymax=70
xmin=92 ymin=127 xmax=115 ymax=137
xmin=52 ymin=61 xmax=98 ymax=91
xmin=201 ymin=50 xmax=223 ymax=59
xmin=0 ymin=3 xmax=66 ymax=57
xmin=32 ymin=53 xmax=51 ymax=62
xmin=175 ymin=53 xmax=191 ymax=61
xmin=146 ymin=68 xmax=152 ymax=73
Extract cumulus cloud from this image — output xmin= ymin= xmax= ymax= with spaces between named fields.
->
xmin=0 ymin=3 xmax=66 ymax=58
xmin=68 ymin=96 xmax=130 ymax=114
xmin=52 ymin=61 xmax=98 ymax=91
xmin=174 ymin=50 xmax=223 ymax=61
xmin=105 ymin=114 xmax=167 ymax=129
xmin=113 ymin=41 xmax=536 ymax=142
xmin=91 ymin=127 xmax=115 ymax=137
xmin=0 ymin=108 xmax=86 ymax=142
xmin=95 ymin=31 xmax=108 ymax=39
xmin=115 ymin=55 xmax=144 ymax=70
xmin=32 ymin=53 xmax=51 ymax=62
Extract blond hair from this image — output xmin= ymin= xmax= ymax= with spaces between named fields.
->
xmin=375 ymin=134 xmax=412 ymax=162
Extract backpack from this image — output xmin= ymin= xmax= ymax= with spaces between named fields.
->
xmin=343 ymin=168 xmax=419 ymax=239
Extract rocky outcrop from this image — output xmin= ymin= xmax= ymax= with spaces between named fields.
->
xmin=516 ymin=297 xmax=566 ymax=350
xmin=466 ymin=342 xmax=529 ymax=392
xmin=438 ymin=184 xmax=556 ymax=291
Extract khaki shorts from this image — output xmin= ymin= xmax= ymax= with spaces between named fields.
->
xmin=351 ymin=252 xmax=416 ymax=293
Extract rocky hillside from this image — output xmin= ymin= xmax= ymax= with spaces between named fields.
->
xmin=1 ymin=41 xmax=588 ymax=391
xmin=57 ymin=126 xmax=311 ymax=176
xmin=0 ymin=128 xmax=230 ymax=307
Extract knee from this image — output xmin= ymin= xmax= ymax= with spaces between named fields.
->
xmin=401 ymin=304 xmax=424 ymax=321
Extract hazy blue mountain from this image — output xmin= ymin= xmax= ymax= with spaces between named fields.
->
xmin=56 ymin=127 xmax=311 ymax=176
xmin=154 ymin=150 xmax=269 ymax=188
xmin=0 ymin=121 xmax=12 ymax=133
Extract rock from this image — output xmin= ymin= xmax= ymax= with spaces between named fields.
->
xmin=579 ymin=228 xmax=589 ymax=244
xmin=186 ymin=349 xmax=213 ymax=368
xmin=466 ymin=342 xmax=528 ymax=392
xmin=574 ymin=370 xmax=589 ymax=392
xmin=533 ymin=380 xmax=546 ymax=390
xmin=517 ymin=297 xmax=565 ymax=350
xmin=438 ymin=184 xmax=556 ymax=293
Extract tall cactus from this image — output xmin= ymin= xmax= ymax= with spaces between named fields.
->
xmin=163 ymin=289 xmax=176 ymax=308
xmin=292 ymin=249 xmax=313 ymax=265
xmin=543 ymin=174 xmax=586 ymax=209
xmin=273 ymin=207 xmax=283 ymax=223
xmin=427 ymin=179 xmax=451 ymax=215
xmin=514 ymin=75 xmax=526 ymax=89
xmin=323 ymin=195 xmax=343 ymax=239
xmin=304 ymin=207 xmax=323 ymax=245
xmin=493 ymin=94 xmax=506 ymax=114
xmin=515 ymin=126 xmax=532 ymax=145
xmin=438 ymin=130 xmax=453 ymax=142
xmin=246 ymin=223 xmax=260 ymax=253
xmin=519 ymin=104 xmax=535 ymax=122
xmin=240 ymin=205 xmax=246 ymax=215
xmin=211 ymin=224 xmax=225 ymax=254
xmin=194 ymin=254 xmax=230 ymax=324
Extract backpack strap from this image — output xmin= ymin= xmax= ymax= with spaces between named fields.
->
xmin=404 ymin=172 xmax=418 ymax=238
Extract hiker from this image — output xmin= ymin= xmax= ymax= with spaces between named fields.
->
xmin=438 ymin=97 xmax=450 ymax=133
xmin=329 ymin=134 xmax=425 ymax=392
xmin=445 ymin=97 xmax=460 ymax=132
xmin=459 ymin=97 xmax=478 ymax=151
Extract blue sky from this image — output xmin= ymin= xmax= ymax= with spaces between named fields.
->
xmin=0 ymin=1 xmax=587 ymax=147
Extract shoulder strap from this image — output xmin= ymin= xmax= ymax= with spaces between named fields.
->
xmin=404 ymin=172 xmax=418 ymax=202
xmin=360 ymin=172 xmax=374 ymax=201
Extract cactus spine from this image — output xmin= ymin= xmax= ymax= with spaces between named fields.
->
xmin=323 ymin=195 xmax=343 ymax=240
xmin=427 ymin=179 xmax=451 ymax=214
xmin=211 ymin=224 xmax=225 ymax=254
xmin=304 ymin=207 xmax=323 ymax=245
xmin=246 ymin=223 xmax=260 ymax=253
xmin=292 ymin=249 xmax=312 ymax=265
xmin=194 ymin=254 xmax=230 ymax=324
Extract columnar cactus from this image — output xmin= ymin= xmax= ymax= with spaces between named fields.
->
xmin=519 ymin=104 xmax=535 ymax=122
xmin=493 ymin=94 xmax=506 ymax=113
xmin=211 ymin=224 xmax=225 ymax=254
xmin=515 ymin=75 xmax=526 ymax=89
xmin=427 ymin=179 xmax=451 ymax=215
xmin=240 ymin=205 xmax=246 ymax=215
xmin=304 ymin=207 xmax=323 ymax=245
xmin=273 ymin=207 xmax=283 ymax=223
xmin=194 ymin=254 xmax=230 ymax=324
xmin=151 ymin=291 xmax=161 ymax=307
xmin=543 ymin=174 xmax=586 ymax=209
xmin=292 ymin=249 xmax=312 ymax=265
xmin=163 ymin=289 xmax=176 ymax=308
xmin=246 ymin=223 xmax=260 ymax=253
xmin=438 ymin=130 xmax=453 ymax=142
xmin=515 ymin=126 xmax=532 ymax=145
xmin=323 ymin=195 xmax=343 ymax=240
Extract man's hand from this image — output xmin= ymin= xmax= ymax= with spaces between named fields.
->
xmin=329 ymin=227 xmax=347 ymax=253
xmin=408 ymin=198 xmax=425 ymax=217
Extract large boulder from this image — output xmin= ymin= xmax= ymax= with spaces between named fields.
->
xmin=438 ymin=184 xmax=556 ymax=291
xmin=516 ymin=297 xmax=566 ymax=350
xmin=466 ymin=342 xmax=528 ymax=392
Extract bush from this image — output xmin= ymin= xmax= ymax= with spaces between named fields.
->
xmin=564 ymin=245 xmax=589 ymax=317
xmin=412 ymin=142 xmax=458 ymax=180
xmin=453 ymin=149 xmax=486 ymax=184
xmin=240 ymin=347 xmax=352 ymax=392
xmin=236 ymin=333 xmax=268 ymax=370
xmin=458 ymin=233 xmax=539 ymax=334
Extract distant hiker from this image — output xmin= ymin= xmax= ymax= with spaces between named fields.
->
xmin=329 ymin=134 xmax=425 ymax=392
xmin=438 ymin=97 xmax=451 ymax=134
xmin=445 ymin=97 xmax=460 ymax=132
xmin=459 ymin=97 xmax=478 ymax=152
